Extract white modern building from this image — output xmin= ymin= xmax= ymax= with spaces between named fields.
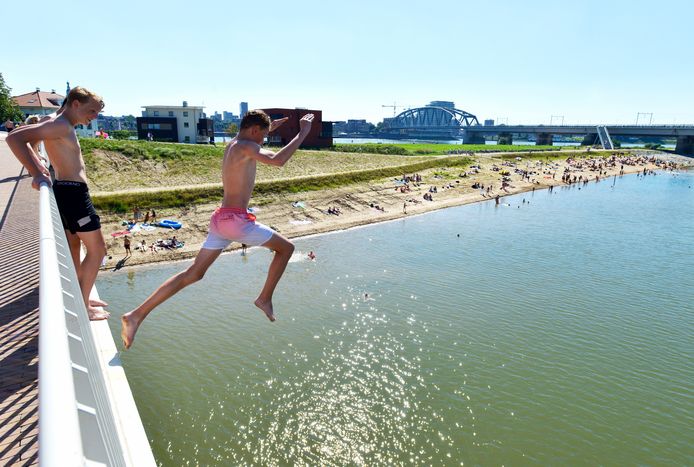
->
xmin=137 ymin=101 xmax=214 ymax=143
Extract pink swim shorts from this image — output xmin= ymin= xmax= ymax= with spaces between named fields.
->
xmin=201 ymin=207 xmax=274 ymax=250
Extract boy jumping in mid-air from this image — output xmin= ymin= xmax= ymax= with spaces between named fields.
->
xmin=7 ymin=86 xmax=109 ymax=320
xmin=121 ymin=110 xmax=314 ymax=349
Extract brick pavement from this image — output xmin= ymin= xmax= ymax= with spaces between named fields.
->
xmin=0 ymin=136 xmax=39 ymax=467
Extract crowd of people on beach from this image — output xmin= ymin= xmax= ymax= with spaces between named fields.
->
xmin=557 ymin=154 xmax=674 ymax=185
xmin=369 ymin=202 xmax=386 ymax=211
xmin=394 ymin=173 xmax=424 ymax=193
xmin=446 ymin=149 xmax=475 ymax=155
xmin=123 ymin=235 xmax=181 ymax=257
xmin=149 ymin=236 xmax=181 ymax=252
xmin=385 ymin=153 xmax=684 ymax=217
xmin=133 ymin=206 xmax=157 ymax=224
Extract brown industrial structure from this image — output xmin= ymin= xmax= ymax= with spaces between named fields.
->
xmin=261 ymin=108 xmax=332 ymax=148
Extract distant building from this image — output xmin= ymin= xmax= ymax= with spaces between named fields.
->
xmin=332 ymin=121 xmax=347 ymax=134
xmin=484 ymin=119 xmax=495 ymax=126
xmin=214 ymin=111 xmax=240 ymax=132
xmin=428 ymin=101 xmax=455 ymax=109
xmin=332 ymin=119 xmax=373 ymax=135
xmin=239 ymin=102 xmax=248 ymax=119
xmin=13 ymin=89 xmax=64 ymax=117
xmin=261 ymin=108 xmax=332 ymax=147
xmin=137 ymin=101 xmax=214 ymax=143
xmin=74 ymin=122 xmax=100 ymax=138
xmin=98 ymin=115 xmax=137 ymax=132
xmin=347 ymin=119 xmax=372 ymax=134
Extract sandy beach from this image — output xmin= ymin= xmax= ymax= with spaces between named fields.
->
xmin=100 ymin=150 xmax=691 ymax=271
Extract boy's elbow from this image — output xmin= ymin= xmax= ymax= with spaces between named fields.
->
xmin=7 ymin=132 xmax=28 ymax=149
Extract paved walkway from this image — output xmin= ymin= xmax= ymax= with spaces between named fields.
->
xmin=0 ymin=132 xmax=40 ymax=466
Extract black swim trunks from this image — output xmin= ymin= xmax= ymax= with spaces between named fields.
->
xmin=53 ymin=180 xmax=101 ymax=234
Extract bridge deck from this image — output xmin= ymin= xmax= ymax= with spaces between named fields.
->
xmin=0 ymin=133 xmax=39 ymax=466
xmin=464 ymin=124 xmax=694 ymax=137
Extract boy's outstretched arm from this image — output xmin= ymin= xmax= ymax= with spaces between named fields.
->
xmin=252 ymin=114 xmax=314 ymax=167
xmin=269 ymin=116 xmax=289 ymax=133
xmin=6 ymin=119 xmax=69 ymax=189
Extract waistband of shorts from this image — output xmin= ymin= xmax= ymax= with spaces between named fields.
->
xmin=215 ymin=206 xmax=249 ymax=214
xmin=54 ymin=180 xmax=89 ymax=189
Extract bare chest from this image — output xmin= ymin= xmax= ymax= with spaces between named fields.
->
xmin=44 ymin=132 xmax=85 ymax=177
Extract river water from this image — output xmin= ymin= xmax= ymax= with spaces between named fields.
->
xmin=215 ymin=135 xmax=575 ymax=146
xmin=100 ymin=170 xmax=693 ymax=466
xmin=216 ymin=135 xmax=675 ymax=149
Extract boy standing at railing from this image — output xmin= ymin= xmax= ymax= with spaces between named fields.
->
xmin=121 ymin=110 xmax=314 ymax=349
xmin=7 ymin=86 xmax=110 ymax=320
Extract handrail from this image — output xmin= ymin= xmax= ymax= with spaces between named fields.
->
xmin=38 ymin=181 xmax=141 ymax=466
xmin=38 ymin=182 xmax=83 ymax=465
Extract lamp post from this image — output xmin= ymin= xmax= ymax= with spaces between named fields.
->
xmin=550 ymin=115 xmax=564 ymax=125
xmin=636 ymin=112 xmax=653 ymax=125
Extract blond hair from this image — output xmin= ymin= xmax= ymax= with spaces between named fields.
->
xmin=65 ymin=86 xmax=105 ymax=109
xmin=25 ymin=115 xmax=40 ymax=125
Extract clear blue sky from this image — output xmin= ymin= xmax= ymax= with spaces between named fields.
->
xmin=4 ymin=0 xmax=693 ymax=125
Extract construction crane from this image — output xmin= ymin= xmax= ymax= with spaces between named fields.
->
xmin=382 ymin=102 xmax=408 ymax=117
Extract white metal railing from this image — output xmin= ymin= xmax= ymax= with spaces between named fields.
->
xmin=39 ymin=182 xmax=84 ymax=465
xmin=38 ymin=182 xmax=156 ymax=466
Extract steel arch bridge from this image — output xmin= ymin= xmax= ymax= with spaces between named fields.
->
xmin=385 ymin=106 xmax=480 ymax=139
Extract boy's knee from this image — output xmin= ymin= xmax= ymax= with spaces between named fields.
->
xmin=93 ymin=242 xmax=107 ymax=258
xmin=84 ymin=241 xmax=107 ymax=259
xmin=184 ymin=268 xmax=206 ymax=284
xmin=277 ymin=241 xmax=295 ymax=257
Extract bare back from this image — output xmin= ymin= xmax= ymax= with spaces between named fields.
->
xmin=221 ymin=138 xmax=262 ymax=209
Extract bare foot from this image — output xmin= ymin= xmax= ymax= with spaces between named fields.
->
xmin=121 ymin=312 xmax=141 ymax=349
xmin=90 ymin=298 xmax=108 ymax=307
xmin=254 ymin=298 xmax=276 ymax=322
xmin=87 ymin=305 xmax=110 ymax=321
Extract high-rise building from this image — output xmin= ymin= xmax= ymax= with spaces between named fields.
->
xmin=240 ymin=102 xmax=248 ymax=119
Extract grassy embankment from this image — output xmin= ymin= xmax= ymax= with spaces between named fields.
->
xmin=82 ymin=139 xmax=600 ymax=213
